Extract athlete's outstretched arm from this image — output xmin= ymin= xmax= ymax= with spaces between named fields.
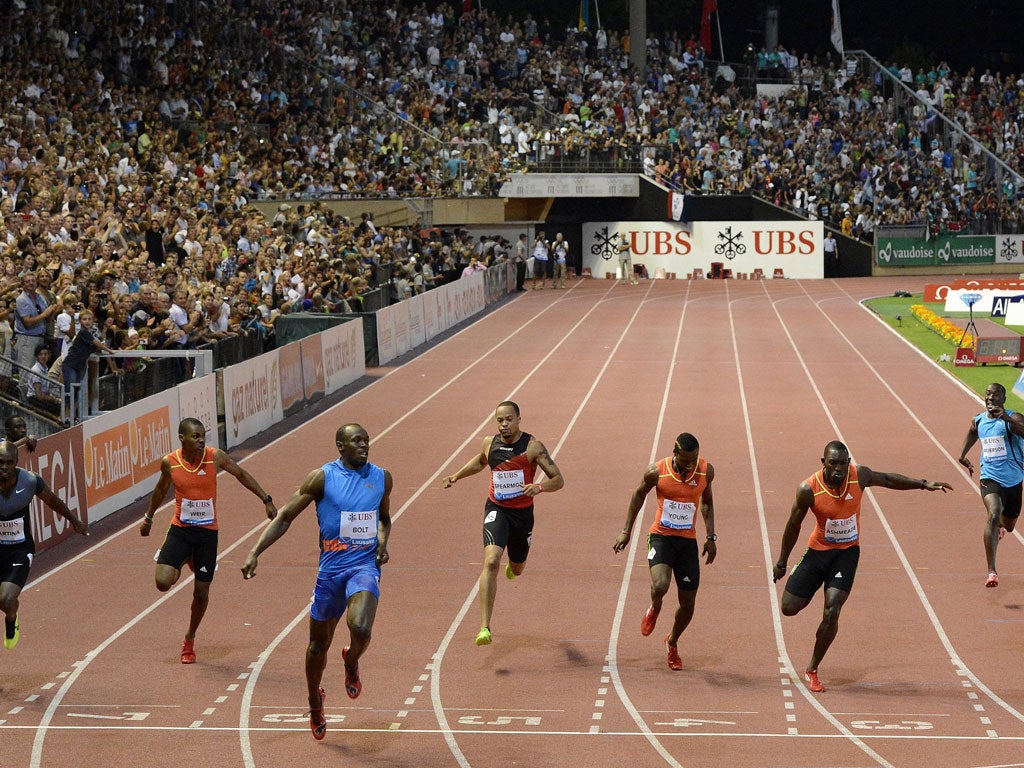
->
xmin=216 ymin=448 xmax=277 ymax=519
xmin=441 ymin=437 xmax=490 ymax=488
xmin=857 ymin=465 xmax=952 ymax=493
xmin=241 ymin=468 xmax=324 ymax=579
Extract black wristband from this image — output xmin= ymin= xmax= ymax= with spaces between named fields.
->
xmin=920 ymin=479 xmax=926 ymax=490
xmin=263 ymin=494 xmax=273 ymax=504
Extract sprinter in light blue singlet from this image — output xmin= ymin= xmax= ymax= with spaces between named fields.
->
xmin=958 ymin=383 xmax=1024 ymax=587
xmin=241 ymin=424 xmax=393 ymax=741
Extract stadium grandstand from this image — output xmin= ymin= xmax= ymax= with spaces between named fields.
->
xmin=2 ymin=0 xmax=1023 ymax=439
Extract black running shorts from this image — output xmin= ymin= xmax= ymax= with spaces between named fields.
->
xmin=156 ymin=525 xmax=219 ymax=583
xmin=646 ymin=533 xmax=701 ymax=592
xmin=980 ymin=478 xmax=1023 ymax=520
xmin=482 ymin=499 xmax=534 ymax=564
xmin=784 ymin=546 xmax=860 ymax=600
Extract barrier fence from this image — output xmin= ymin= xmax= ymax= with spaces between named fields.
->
xmin=23 ymin=262 xmax=515 ymax=554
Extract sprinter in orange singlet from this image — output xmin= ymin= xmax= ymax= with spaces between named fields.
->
xmin=141 ymin=417 xmax=276 ymax=664
xmin=442 ymin=401 xmax=564 ymax=647
xmin=614 ymin=432 xmax=717 ymax=671
xmin=773 ymin=440 xmax=952 ymax=693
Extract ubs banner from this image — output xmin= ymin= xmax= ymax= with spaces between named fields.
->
xmin=581 ymin=221 xmax=824 ymax=279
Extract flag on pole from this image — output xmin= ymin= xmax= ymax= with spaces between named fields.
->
xmin=700 ymin=0 xmax=718 ymax=55
xmin=830 ymin=0 xmax=844 ymax=55
xmin=578 ymin=0 xmax=590 ymax=31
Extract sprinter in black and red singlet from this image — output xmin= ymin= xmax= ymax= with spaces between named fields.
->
xmin=442 ymin=401 xmax=564 ymax=646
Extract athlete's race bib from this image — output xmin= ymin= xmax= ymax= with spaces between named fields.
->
xmin=339 ymin=510 xmax=377 ymax=542
xmin=824 ymin=514 xmax=858 ymax=544
xmin=660 ymin=499 xmax=695 ymax=530
xmin=0 ymin=518 xmax=26 ymax=544
xmin=180 ymin=498 xmax=215 ymax=525
xmin=981 ymin=435 xmax=1007 ymax=463
xmin=492 ymin=469 xmax=525 ymax=501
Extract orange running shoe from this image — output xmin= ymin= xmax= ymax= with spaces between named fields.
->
xmin=180 ymin=639 xmax=196 ymax=664
xmin=341 ymin=646 xmax=362 ymax=699
xmin=804 ymin=669 xmax=825 ymax=692
xmin=308 ymin=687 xmax=327 ymax=740
xmin=986 ymin=571 xmax=999 ymax=588
xmin=640 ymin=606 xmax=660 ymax=636
xmin=665 ymin=636 xmax=682 ymax=671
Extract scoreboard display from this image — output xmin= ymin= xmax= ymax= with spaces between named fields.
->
xmin=975 ymin=336 xmax=1024 ymax=364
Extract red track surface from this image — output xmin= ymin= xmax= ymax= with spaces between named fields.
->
xmin=3 ymin=277 xmax=1023 ymax=768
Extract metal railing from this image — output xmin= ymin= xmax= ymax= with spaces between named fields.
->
xmin=81 ymin=348 xmax=215 ymax=420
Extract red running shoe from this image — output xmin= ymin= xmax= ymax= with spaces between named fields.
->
xmin=180 ymin=639 xmax=196 ymax=664
xmin=342 ymin=646 xmax=362 ymax=699
xmin=640 ymin=606 xmax=660 ymax=637
xmin=804 ymin=669 xmax=824 ymax=692
xmin=986 ymin=571 xmax=999 ymax=588
xmin=308 ymin=687 xmax=327 ymax=740
xmin=665 ymin=636 xmax=682 ymax=671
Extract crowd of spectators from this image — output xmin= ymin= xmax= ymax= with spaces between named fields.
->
xmin=1 ymin=0 xmax=1024 ymax=421
xmin=643 ymin=52 xmax=1024 ymax=239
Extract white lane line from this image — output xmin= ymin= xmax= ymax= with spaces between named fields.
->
xmin=605 ymin=279 xmax=693 ymax=768
xmin=8 ymin=722 xmax=1024 ymax=740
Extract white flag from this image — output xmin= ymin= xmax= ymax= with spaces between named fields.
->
xmin=830 ymin=0 xmax=844 ymax=55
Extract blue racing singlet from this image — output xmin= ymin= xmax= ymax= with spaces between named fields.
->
xmin=0 ymin=468 xmax=44 ymax=550
xmin=975 ymin=410 xmax=1024 ymax=487
xmin=316 ymin=459 xmax=385 ymax=572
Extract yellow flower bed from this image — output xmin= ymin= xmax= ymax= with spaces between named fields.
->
xmin=911 ymin=305 xmax=975 ymax=347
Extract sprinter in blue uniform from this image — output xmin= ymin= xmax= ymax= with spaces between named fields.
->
xmin=242 ymin=424 xmax=393 ymax=741
xmin=959 ymin=382 xmax=1024 ymax=587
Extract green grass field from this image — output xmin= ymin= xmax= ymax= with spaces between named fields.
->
xmin=862 ymin=294 xmax=1024 ymax=411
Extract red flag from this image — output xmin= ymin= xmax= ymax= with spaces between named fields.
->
xmin=462 ymin=0 xmax=473 ymax=14
xmin=700 ymin=0 xmax=718 ymax=55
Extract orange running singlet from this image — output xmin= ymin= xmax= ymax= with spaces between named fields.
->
xmin=805 ymin=465 xmax=863 ymax=550
xmin=648 ymin=456 xmax=708 ymax=539
xmin=168 ymin=446 xmax=219 ymax=530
